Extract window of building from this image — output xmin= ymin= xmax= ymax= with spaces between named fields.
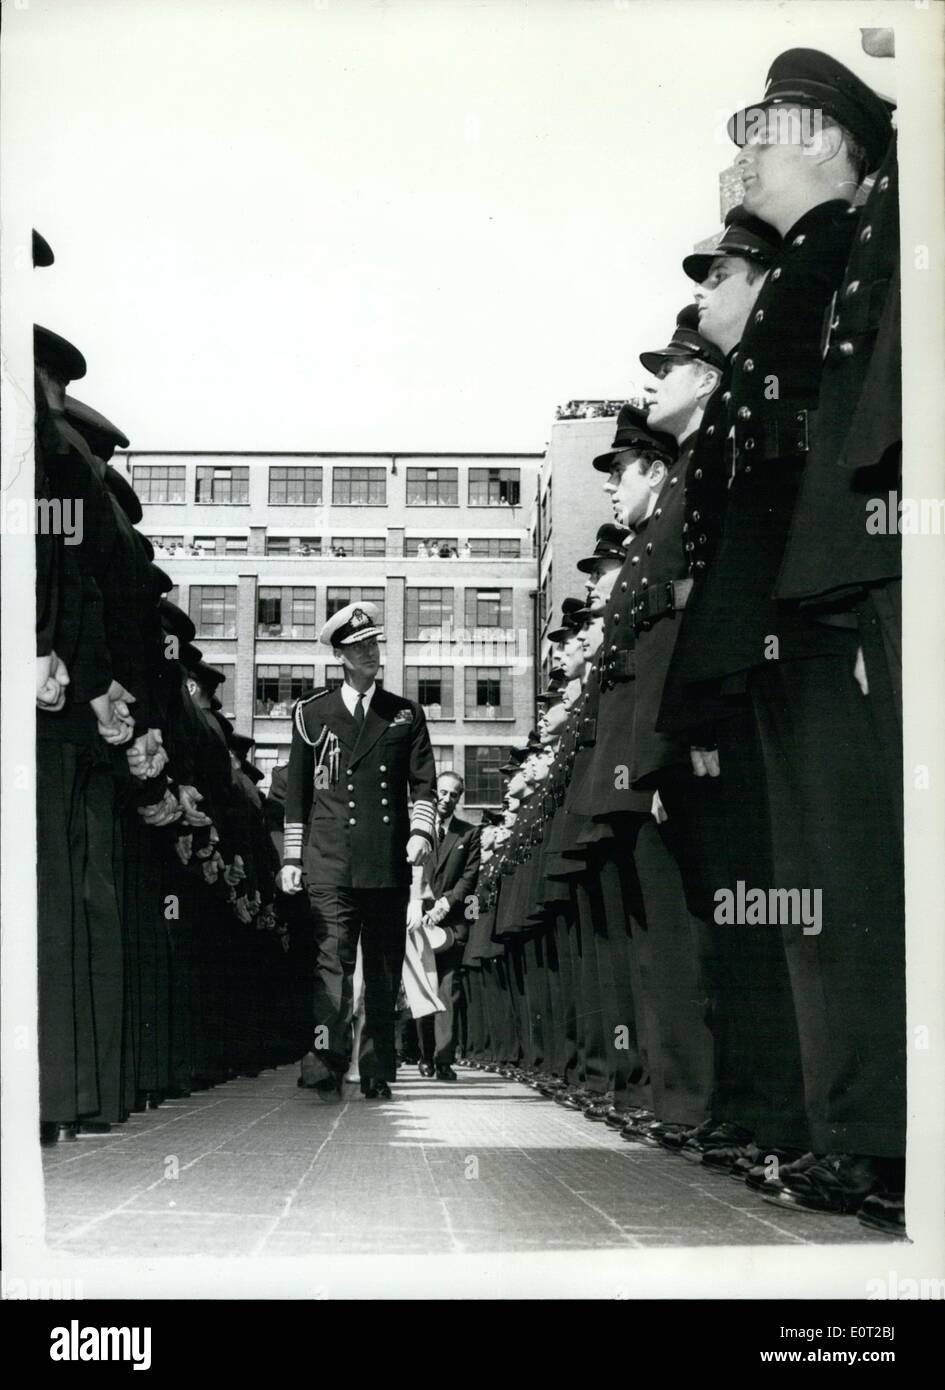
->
xmin=255 ymin=665 xmax=314 ymax=718
xmin=332 ymin=466 xmax=386 ymax=506
xmin=468 ymin=467 xmax=521 ymax=507
xmin=257 ymin=586 xmax=317 ymax=639
xmin=432 ymin=746 xmax=454 ymax=774
xmin=464 ymin=746 xmax=505 ymax=806
xmin=133 ymin=465 xmax=186 ymax=504
xmin=252 ymin=746 xmax=285 ymax=780
xmin=405 ymin=587 xmax=454 ymax=640
xmin=148 ymin=534 xmax=184 ymax=554
xmin=411 ymin=538 xmax=458 ymax=557
xmin=540 ymin=479 xmax=552 ymax=548
xmin=191 ymin=536 xmax=249 ymax=556
xmin=330 ymin=536 xmax=386 ymax=558
xmin=215 ymin=664 xmax=236 ymax=718
xmin=465 ymin=667 xmax=512 ymax=719
xmin=195 ymin=465 xmax=249 ymax=505
xmin=467 ymin=538 xmax=521 ymax=559
xmin=464 ymin=588 xmax=513 ymax=630
xmin=404 ymin=667 xmax=454 ymax=719
xmin=326 ymin=587 xmax=385 ymax=627
xmin=539 ymin=564 xmax=553 ymax=632
xmin=189 ymin=585 xmax=237 ymax=639
xmin=265 ymin=536 xmax=323 ymax=555
xmin=406 ymin=467 xmax=459 ymax=506
xmin=268 ymin=466 xmax=323 ymax=505
xmin=325 ymin=665 xmax=384 ymax=692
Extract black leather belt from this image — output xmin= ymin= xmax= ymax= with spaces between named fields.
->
xmin=733 ymin=403 xmax=816 ymax=464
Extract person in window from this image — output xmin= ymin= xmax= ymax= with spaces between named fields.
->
xmin=437 ymin=541 xmax=450 ymax=558
xmin=416 ymin=541 xmax=428 ymax=559
xmin=460 ymin=542 xmax=472 ymax=560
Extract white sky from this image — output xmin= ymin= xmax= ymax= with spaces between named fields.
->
xmin=5 ymin=0 xmax=907 ymax=453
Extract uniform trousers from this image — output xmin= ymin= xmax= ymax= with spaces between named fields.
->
xmin=305 ymin=885 xmax=409 ymax=1083
xmin=420 ymin=942 xmax=467 ymax=1068
xmin=749 ymin=653 xmax=905 ymax=1157
xmin=674 ymin=713 xmax=810 ymax=1149
xmin=38 ymin=740 xmax=125 ymax=1124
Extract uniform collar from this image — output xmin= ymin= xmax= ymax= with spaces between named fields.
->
xmin=340 ymin=680 xmax=376 ymax=717
xmin=782 ymin=198 xmax=853 ymax=245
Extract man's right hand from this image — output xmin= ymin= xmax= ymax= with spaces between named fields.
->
xmin=279 ymin=864 xmax=303 ymax=894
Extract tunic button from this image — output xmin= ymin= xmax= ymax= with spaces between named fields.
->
xmin=845 ymin=279 xmax=860 ymax=297
xmin=621 ymin=581 xmax=628 ymax=591
xmin=754 ymin=309 xmax=764 ymax=323
xmin=631 ymin=556 xmax=639 ymax=565
xmin=722 ymin=391 xmax=732 ymax=403
xmin=771 ymin=267 xmax=782 ymax=280
xmin=347 ymin=784 xmax=354 ymax=791
xmin=669 ymin=476 xmax=678 ymax=486
xmin=695 ymin=560 xmax=705 ymax=570
xmin=380 ymin=781 xmax=387 ymax=788
xmin=743 ymin=358 xmax=754 ymax=373
xmin=610 ymin=645 xmax=617 ymax=653
xmin=614 ymin=613 xmax=620 ymax=623
xmin=654 ymin=507 xmax=662 ymax=518
xmin=737 ymin=406 xmax=751 ymax=420
xmin=645 ymin=542 xmax=653 ymax=554
xmin=837 ymin=340 xmax=854 ymax=356
xmin=699 ymin=534 xmax=707 ymax=544
xmin=379 ymin=765 xmax=387 ymax=772
xmin=731 ymin=351 xmax=739 ymax=363
xmin=860 ymin=225 xmax=872 ymax=244
xmin=705 ymin=427 xmax=714 ymax=437
xmin=348 ymin=801 xmax=356 ymax=808
xmin=349 ymin=817 xmax=357 ymax=825
xmin=878 ymin=176 xmax=889 ymax=192
xmin=692 ymin=510 xmax=701 ymax=522
xmin=383 ymin=816 xmax=390 ymax=824
xmin=685 ymin=542 xmax=694 ymax=552
xmin=381 ymin=798 xmax=388 ymax=806
xmin=693 ymin=469 xmax=703 ymax=480
xmin=744 ymin=438 xmax=756 ymax=451
xmin=641 ymin=577 xmax=648 ymax=588
xmin=792 ymin=233 xmax=806 ymax=247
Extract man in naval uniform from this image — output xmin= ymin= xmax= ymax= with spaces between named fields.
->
xmin=280 ymin=601 xmax=436 ymax=1100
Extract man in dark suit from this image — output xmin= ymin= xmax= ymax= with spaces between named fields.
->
xmin=418 ymin=772 xmax=482 ymax=1081
xmin=280 ymin=601 xmax=436 ymax=1101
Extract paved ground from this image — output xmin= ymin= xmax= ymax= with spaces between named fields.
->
xmin=42 ymin=1067 xmax=896 ymax=1257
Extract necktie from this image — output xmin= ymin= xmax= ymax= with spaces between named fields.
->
xmin=353 ymin=693 xmax=365 ymax=727
xmin=438 ymin=818 xmax=446 ymax=844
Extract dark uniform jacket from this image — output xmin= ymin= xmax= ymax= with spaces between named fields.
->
xmin=776 ymin=139 xmax=900 ymax=605
xmin=663 ymin=199 xmax=859 ymax=686
xmin=577 ymin=440 xmax=696 ymax=802
xmin=283 ymin=684 xmax=437 ymax=889
xmin=423 ymin=815 xmax=482 ymax=942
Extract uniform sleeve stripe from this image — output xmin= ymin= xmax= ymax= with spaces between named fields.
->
xmin=411 ymin=801 xmax=436 ymax=834
xmin=283 ymin=823 xmax=304 ymax=859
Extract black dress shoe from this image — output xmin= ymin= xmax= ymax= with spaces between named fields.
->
xmin=733 ymin=1145 xmax=804 ymax=1185
xmin=311 ymin=1078 xmax=342 ymax=1104
xmin=40 ymin=1122 xmax=78 ymax=1145
xmin=857 ymin=1190 xmax=906 ymax=1238
xmin=745 ymin=1150 xmax=817 ymax=1196
xmin=771 ymin=1153 xmax=889 ymax=1216
xmin=604 ymin=1107 xmax=629 ymax=1130
xmin=680 ymin=1121 xmax=753 ymax=1164
xmin=583 ymin=1098 xmax=613 ymax=1121
xmin=435 ymin=1066 xmax=457 ymax=1082
xmin=418 ymin=1061 xmax=435 ymax=1078
xmin=361 ymin=1079 xmax=392 ymax=1100
xmin=619 ymin=1111 xmax=655 ymax=1142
